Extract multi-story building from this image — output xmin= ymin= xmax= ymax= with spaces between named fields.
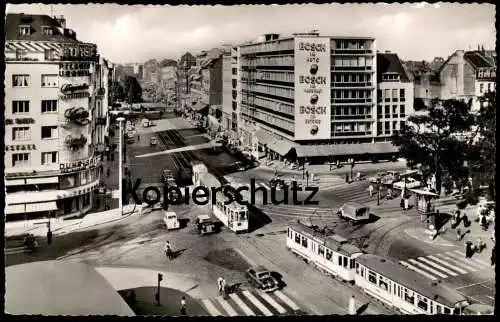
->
xmin=4 ymin=13 xmax=108 ymax=220
xmin=230 ymin=46 xmax=241 ymax=143
xmin=375 ymin=51 xmax=414 ymax=141
xmin=238 ymin=32 xmax=397 ymax=162
xmin=221 ymin=48 xmax=233 ymax=132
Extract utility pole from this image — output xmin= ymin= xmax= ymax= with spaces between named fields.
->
xmin=377 ymin=182 xmax=381 ymax=206
xmin=117 ymin=117 xmax=125 ymax=216
xmin=156 ymin=273 xmax=163 ymax=305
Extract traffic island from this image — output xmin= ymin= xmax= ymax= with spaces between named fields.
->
xmin=119 ymin=286 xmax=208 ymax=316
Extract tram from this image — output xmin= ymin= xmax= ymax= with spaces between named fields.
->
xmin=199 ymin=172 xmax=249 ymax=234
xmin=286 ymin=222 xmax=471 ymax=315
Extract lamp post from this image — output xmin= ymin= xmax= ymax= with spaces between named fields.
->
xmin=117 ymin=117 xmax=125 ymax=216
xmin=377 ymin=182 xmax=381 ymax=206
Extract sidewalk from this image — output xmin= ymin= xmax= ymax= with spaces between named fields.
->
xmin=5 ymin=204 xmax=140 ymax=238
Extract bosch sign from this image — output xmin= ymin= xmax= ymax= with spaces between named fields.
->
xmin=298 ymin=42 xmax=327 ymax=52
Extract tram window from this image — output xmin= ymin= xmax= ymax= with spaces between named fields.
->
xmin=417 ymin=295 xmax=428 ymax=311
xmin=403 ymin=289 xmax=415 ymax=305
xmin=355 ymin=263 xmax=359 ymax=274
xmin=443 ymin=307 xmax=451 ymax=314
xmin=368 ymin=271 xmax=377 ymax=284
xmin=338 ymin=256 xmax=342 ymax=266
xmin=301 ymin=236 xmax=308 ymax=247
xmin=430 ymin=302 xmax=433 ymax=314
xmin=397 ymin=285 xmax=401 ymax=298
xmin=349 ymin=258 xmax=355 ymax=269
xmin=436 ymin=305 xmax=442 ymax=314
xmin=343 ymin=257 xmax=348 ymax=268
xmin=287 ymin=228 xmax=291 ymax=238
xmin=378 ymin=276 xmax=388 ymax=292
xmin=326 ymin=249 xmax=333 ymax=260
xmin=318 ymin=245 xmax=325 ymax=256
xmin=295 ymin=233 xmax=301 ymax=244
xmin=240 ymin=211 xmax=246 ymax=220
xmin=360 ymin=267 xmax=364 ymax=277
xmin=452 ymin=308 xmax=460 ymax=315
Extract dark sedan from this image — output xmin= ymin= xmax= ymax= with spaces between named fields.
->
xmin=246 ymin=266 xmax=279 ymax=293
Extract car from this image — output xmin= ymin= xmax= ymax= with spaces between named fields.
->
xmin=162 ymin=169 xmax=174 ymax=181
xmin=150 ymin=136 xmax=158 ymax=146
xmin=246 ymin=266 xmax=279 ymax=293
xmin=369 ymin=172 xmax=386 ymax=183
xmin=163 ymin=211 xmax=180 ymax=230
xmin=393 ymin=177 xmax=422 ymax=190
xmin=195 ymin=215 xmax=216 ymax=235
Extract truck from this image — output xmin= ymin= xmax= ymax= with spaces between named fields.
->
xmin=337 ymin=202 xmax=371 ymax=225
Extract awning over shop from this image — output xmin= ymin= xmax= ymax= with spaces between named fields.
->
xmin=409 ymin=189 xmax=439 ymax=197
xmin=255 ymin=129 xmax=296 ymax=156
xmin=192 ymin=102 xmax=208 ymax=113
xmin=25 ymin=201 xmax=58 ymax=213
xmin=294 ymin=142 xmax=398 ymax=158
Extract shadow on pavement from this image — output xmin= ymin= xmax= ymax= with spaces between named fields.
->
xmin=119 ymin=286 xmax=208 ymax=316
xmin=270 ymin=271 xmax=287 ymax=289
xmin=247 ymin=205 xmax=273 ymax=233
xmin=357 ymin=302 xmax=370 ymax=315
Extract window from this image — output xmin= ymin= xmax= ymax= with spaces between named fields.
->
xmin=16 ymin=49 xmax=27 ymax=60
xmin=18 ymin=26 xmax=31 ymax=35
xmin=378 ymin=276 xmax=389 ymax=292
xmin=41 ymin=126 xmax=58 ymax=139
xmin=377 ymin=105 xmax=382 ymax=115
xmin=41 ymin=74 xmax=58 ymax=87
xmin=41 ymin=100 xmax=58 ymax=113
xmin=377 ymin=89 xmax=382 ymax=102
xmin=487 ymin=83 xmax=492 ymax=92
xmin=44 ymin=49 xmax=56 ymax=60
xmin=338 ymin=255 xmax=342 ymax=266
xmin=443 ymin=307 xmax=451 ymax=314
xmin=384 ymin=106 xmax=390 ymax=116
xmin=349 ymin=258 xmax=355 ymax=269
xmin=355 ymin=263 xmax=359 ymax=274
xmin=12 ymin=74 xmax=30 ymax=87
xmin=325 ymin=249 xmax=333 ymax=260
xmin=392 ymin=105 xmax=398 ymax=115
xmin=368 ymin=270 xmax=377 ymax=284
xmin=400 ymin=89 xmax=405 ymax=101
xmin=384 ymin=121 xmax=390 ymax=134
xmin=479 ymin=83 xmax=484 ymax=93
xmin=393 ymin=121 xmax=397 ymax=132
xmin=42 ymin=26 xmax=53 ymax=35
xmin=360 ymin=267 xmax=364 ymax=277
xmin=343 ymin=256 xmax=348 ymax=268
xmin=400 ymin=121 xmax=406 ymax=130
xmin=301 ymin=236 xmax=308 ymax=247
xmin=377 ymin=121 xmax=383 ymax=135
xmin=403 ymin=288 xmax=415 ymax=304
xmin=12 ymin=153 xmax=30 ymax=167
xmin=318 ymin=245 xmax=325 ymax=256
xmin=41 ymin=152 xmax=58 ymax=165
xmin=12 ymin=100 xmax=30 ymax=114
xmin=12 ymin=127 xmax=30 ymax=141
xmin=417 ymin=295 xmax=428 ymax=311
xmin=400 ymin=105 xmax=406 ymax=117
xmin=384 ymin=89 xmax=390 ymax=102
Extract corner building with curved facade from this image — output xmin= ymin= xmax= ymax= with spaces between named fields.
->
xmin=4 ymin=13 xmax=111 ymax=220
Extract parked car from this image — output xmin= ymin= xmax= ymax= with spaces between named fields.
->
xmin=246 ymin=266 xmax=279 ymax=293
xmin=150 ymin=136 xmax=158 ymax=146
xmin=195 ymin=215 xmax=216 ymax=235
xmin=393 ymin=177 xmax=422 ymax=190
xmin=369 ymin=172 xmax=386 ymax=183
xmin=337 ymin=202 xmax=371 ymax=225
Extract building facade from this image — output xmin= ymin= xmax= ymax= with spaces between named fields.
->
xmin=237 ymin=32 xmax=397 ymax=162
xmin=221 ymin=51 xmax=233 ymax=132
xmin=376 ymin=52 xmax=414 ymax=141
xmin=4 ymin=13 xmax=108 ymax=220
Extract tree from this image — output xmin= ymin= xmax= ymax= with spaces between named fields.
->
xmin=468 ymin=91 xmax=496 ymax=199
xmin=179 ymin=52 xmax=196 ymax=69
xmin=123 ymin=76 xmax=143 ymax=103
xmin=392 ymin=98 xmax=475 ymax=194
xmin=110 ymin=81 xmax=125 ymax=103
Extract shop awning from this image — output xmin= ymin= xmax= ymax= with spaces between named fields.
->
xmin=295 ymin=142 xmax=399 ymax=158
xmin=255 ymin=129 xmax=296 ymax=156
xmin=409 ymin=189 xmax=439 ymax=197
xmin=25 ymin=201 xmax=58 ymax=213
xmin=192 ymin=102 xmax=208 ymax=112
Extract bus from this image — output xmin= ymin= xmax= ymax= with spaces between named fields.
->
xmin=199 ymin=172 xmax=249 ymax=233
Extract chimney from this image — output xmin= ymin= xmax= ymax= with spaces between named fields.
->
xmin=54 ymin=15 xmax=66 ymax=28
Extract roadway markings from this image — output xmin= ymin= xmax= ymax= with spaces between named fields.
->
xmin=200 ymin=289 xmax=301 ymax=316
xmin=400 ymin=250 xmax=492 ymax=281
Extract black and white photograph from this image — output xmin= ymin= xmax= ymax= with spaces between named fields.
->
xmin=4 ymin=1 xmax=496 ymax=316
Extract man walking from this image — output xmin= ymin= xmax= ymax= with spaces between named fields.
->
xmin=217 ymin=277 xmax=224 ymax=295
xmin=180 ymin=296 xmax=186 ymax=315
xmin=369 ymin=184 xmax=374 ymax=197
xmin=164 ymin=241 xmax=172 ymax=260
xmin=404 ymin=197 xmax=409 ymax=211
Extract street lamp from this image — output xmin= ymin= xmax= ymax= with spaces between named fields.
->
xmin=117 ymin=117 xmax=125 ymax=216
xmin=377 ymin=182 xmax=381 ymax=206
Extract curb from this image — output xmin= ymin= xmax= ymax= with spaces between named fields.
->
xmin=68 ymin=208 xmax=139 ymax=233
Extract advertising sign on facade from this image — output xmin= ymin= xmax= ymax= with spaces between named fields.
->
xmin=60 ymin=156 xmax=100 ymax=173
xmin=294 ymin=37 xmax=331 ymax=140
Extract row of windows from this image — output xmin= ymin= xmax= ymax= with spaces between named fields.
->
xmin=11 ymin=151 xmax=58 ymax=167
xmin=333 ymin=122 xmax=372 ymax=133
xmin=377 ymin=89 xmax=406 ymax=101
xmin=250 ymin=84 xmax=294 ymax=99
xmin=12 ymin=74 xmax=59 ymax=88
xmin=333 ymin=73 xmax=372 ymax=83
xmin=477 ymin=69 xmax=496 ymax=78
xmin=18 ymin=25 xmax=53 ymax=36
xmin=356 ymin=264 xmax=452 ymax=314
xmin=289 ymin=229 xmax=355 ymax=269
xmin=479 ymin=82 xmax=495 ymax=93
xmin=335 ymin=106 xmax=372 ymax=116
xmin=243 ymin=107 xmax=294 ymax=132
xmin=381 ymin=74 xmax=400 ymax=81
xmin=333 ymin=90 xmax=372 ymax=99
xmin=376 ymin=121 xmax=406 ymax=135
xmin=240 ymin=39 xmax=294 ymax=55
xmin=15 ymin=49 xmax=57 ymax=60
xmin=214 ymin=199 xmax=247 ymax=221
xmin=333 ymin=57 xmax=373 ymax=68
xmin=256 ymin=71 xmax=294 ymax=83
xmin=12 ymin=126 xmax=59 ymax=140
xmin=377 ymin=105 xmax=406 ymax=118
xmin=245 ymin=55 xmax=295 ymax=67
xmin=253 ymin=97 xmax=294 ymax=115
xmin=12 ymin=100 xmax=58 ymax=114
xmin=334 ymin=40 xmax=371 ymax=50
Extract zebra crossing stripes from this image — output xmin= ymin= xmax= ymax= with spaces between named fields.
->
xmin=200 ymin=289 xmax=301 ymax=316
xmin=400 ymin=251 xmax=491 ymax=281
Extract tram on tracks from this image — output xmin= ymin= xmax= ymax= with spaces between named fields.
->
xmin=196 ymin=167 xmax=249 ymax=234
xmin=286 ymin=221 xmax=470 ymax=315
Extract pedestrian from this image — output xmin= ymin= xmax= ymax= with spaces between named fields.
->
xmin=491 ymin=246 xmax=496 ymax=266
xmin=404 ymin=197 xmax=409 ymax=211
xmin=180 ymin=296 xmax=186 ymax=315
xmin=456 ymin=228 xmax=462 ymax=241
xmin=221 ymin=278 xmax=227 ymax=299
xmin=481 ymin=215 xmax=488 ymax=231
xmin=400 ymin=198 xmax=404 ymax=209
xmin=476 ymin=237 xmax=485 ymax=253
xmin=476 ymin=205 xmax=483 ymax=221
xmin=348 ymin=295 xmax=356 ymax=315
xmin=217 ymin=277 xmax=224 ymax=295
xmin=386 ymin=188 xmax=393 ymax=200
xmin=106 ymin=168 xmax=110 ymax=177
xmin=465 ymin=241 xmax=472 ymax=258
xmin=369 ymin=184 xmax=374 ymax=197
xmin=164 ymin=241 xmax=172 ymax=259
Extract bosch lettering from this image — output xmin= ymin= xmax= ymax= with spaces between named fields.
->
xmin=299 ymin=42 xmax=326 ymax=52
xmin=299 ymin=76 xmax=326 ymax=85
xmin=300 ymin=106 xmax=327 ymax=114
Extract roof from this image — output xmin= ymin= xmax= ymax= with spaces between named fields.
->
xmin=464 ymin=51 xmax=496 ymax=69
xmin=294 ymin=142 xmax=398 ymax=158
xmin=377 ymin=53 xmax=411 ymax=82
xmin=200 ymin=172 xmax=222 ymax=188
xmin=255 ymin=129 xmax=296 ymax=156
xmin=192 ymin=102 xmax=209 ymax=112
xmin=342 ymin=202 xmax=369 ymax=212
xmin=5 ymin=13 xmax=79 ymax=43
xmin=288 ymin=221 xmax=363 ymax=257
xmin=5 ymin=261 xmax=135 ymax=316
xmin=356 ymin=254 xmax=467 ymax=307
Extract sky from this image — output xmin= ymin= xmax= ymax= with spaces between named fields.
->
xmin=6 ymin=2 xmax=496 ymax=64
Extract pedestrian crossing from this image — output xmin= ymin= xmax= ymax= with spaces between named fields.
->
xmin=399 ymin=250 xmax=492 ymax=281
xmin=200 ymin=289 xmax=302 ymax=316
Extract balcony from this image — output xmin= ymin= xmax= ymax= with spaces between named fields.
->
xmin=331 ymin=49 xmax=374 ymax=55
xmin=332 ymin=66 xmax=372 ymax=71
xmin=332 ymin=82 xmax=373 ymax=88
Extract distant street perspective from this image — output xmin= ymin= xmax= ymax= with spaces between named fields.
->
xmin=4 ymin=3 xmax=495 ymax=317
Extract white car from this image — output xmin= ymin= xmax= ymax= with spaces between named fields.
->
xmin=393 ymin=177 xmax=422 ymax=190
